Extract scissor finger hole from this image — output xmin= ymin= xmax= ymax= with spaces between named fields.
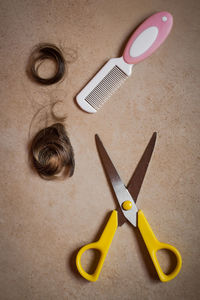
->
xmin=156 ymin=249 xmax=178 ymax=275
xmin=81 ymin=249 xmax=101 ymax=274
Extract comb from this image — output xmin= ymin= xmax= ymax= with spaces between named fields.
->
xmin=76 ymin=11 xmax=173 ymax=113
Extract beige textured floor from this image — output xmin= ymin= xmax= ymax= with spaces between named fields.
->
xmin=0 ymin=0 xmax=200 ymax=299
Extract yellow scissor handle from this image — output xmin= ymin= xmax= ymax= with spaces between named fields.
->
xmin=76 ymin=210 xmax=118 ymax=282
xmin=138 ymin=210 xmax=182 ymax=282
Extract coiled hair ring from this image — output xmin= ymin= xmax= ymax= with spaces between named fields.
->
xmin=28 ymin=43 xmax=66 ymax=85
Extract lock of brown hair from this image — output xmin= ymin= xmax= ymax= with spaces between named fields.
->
xmin=31 ymin=123 xmax=75 ymax=180
xmin=28 ymin=43 xmax=66 ymax=85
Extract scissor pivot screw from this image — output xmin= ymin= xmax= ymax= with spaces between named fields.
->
xmin=122 ymin=200 xmax=132 ymax=211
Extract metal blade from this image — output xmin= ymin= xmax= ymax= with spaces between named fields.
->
xmin=95 ymin=134 xmax=138 ymax=227
xmin=127 ymin=132 xmax=157 ymax=202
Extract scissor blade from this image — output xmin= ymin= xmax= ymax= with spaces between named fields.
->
xmin=127 ymin=132 xmax=157 ymax=202
xmin=95 ymin=134 xmax=138 ymax=227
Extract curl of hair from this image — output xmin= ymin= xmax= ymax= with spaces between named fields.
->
xmin=28 ymin=43 xmax=66 ymax=85
xmin=31 ymin=123 xmax=75 ymax=180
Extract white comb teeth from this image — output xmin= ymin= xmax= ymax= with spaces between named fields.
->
xmin=85 ymin=66 xmax=127 ymax=110
xmin=76 ymin=57 xmax=133 ymax=113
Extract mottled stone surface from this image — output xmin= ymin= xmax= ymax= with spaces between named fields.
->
xmin=0 ymin=0 xmax=199 ymax=299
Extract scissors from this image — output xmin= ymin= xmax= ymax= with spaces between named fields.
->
xmin=76 ymin=133 xmax=182 ymax=282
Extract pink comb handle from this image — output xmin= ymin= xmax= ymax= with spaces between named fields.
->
xmin=123 ymin=12 xmax=173 ymax=65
